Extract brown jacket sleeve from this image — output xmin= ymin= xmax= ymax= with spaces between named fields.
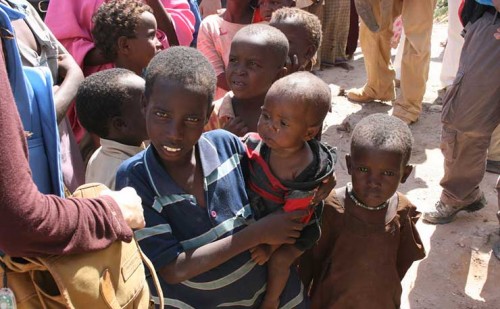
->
xmin=0 ymin=41 xmax=132 ymax=257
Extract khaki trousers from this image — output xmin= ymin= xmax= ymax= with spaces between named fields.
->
xmin=359 ymin=0 xmax=436 ymax=122
xmin=439 ymin=12 xmax=500 ymax=208
xmin=488 ymin=125 xmax=500 ymax=161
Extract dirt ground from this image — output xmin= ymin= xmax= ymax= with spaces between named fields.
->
xmin=317 ymin=23 xmax=500 ymax=308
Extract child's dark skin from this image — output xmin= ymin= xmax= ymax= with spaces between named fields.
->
xmin=346 ymin=145 xmax=413 ymax=219
xmin=143 ymin=77 xmax=308 ymax=285
xmin=224 ymin=35 xmax=287 ymax=135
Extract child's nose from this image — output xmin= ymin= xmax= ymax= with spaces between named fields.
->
xmin=154 ymin=37 xmax=162 ymax=51
xmin=166 ymin=120 xmax=184 ymax=141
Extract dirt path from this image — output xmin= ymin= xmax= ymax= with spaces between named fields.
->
xmin=317 ymin=23 xmax=500 ymax=308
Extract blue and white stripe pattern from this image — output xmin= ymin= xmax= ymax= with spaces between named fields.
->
xmin=116 ymin=130 xmax=306 ymax=308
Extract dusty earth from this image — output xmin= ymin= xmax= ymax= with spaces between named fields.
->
xmin=317 ymin=23 xmax=500 ymax=308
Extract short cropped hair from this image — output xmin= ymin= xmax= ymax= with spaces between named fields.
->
xmin=233 ymin=24 xmax=289 ymax=66
xmin=144 ymin=46 xmax=216 ymax=105
xmin=266 ymin=71 xmax=331 ymax=126
xmin=269 ymin=7 xmax=322 ymax=52
xmin=351 ymin=114 xmax=414 ymax=164
xmin=76 ymin=68 xmax=144 ymax=138
xmin=92 ymin=0 xmax=152 ymax=61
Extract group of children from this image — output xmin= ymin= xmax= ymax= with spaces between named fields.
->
xmin=3 ymin=0 xmax=426 ymax=307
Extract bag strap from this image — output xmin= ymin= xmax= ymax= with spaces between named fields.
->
xmin=135 ymin=239 xmax=164 ymax=308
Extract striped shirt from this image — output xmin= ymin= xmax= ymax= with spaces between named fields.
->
xmin=116 ymin=130 xmax=306 ymax=308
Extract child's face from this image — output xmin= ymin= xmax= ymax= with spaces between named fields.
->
xmin=257 ymin=93 xmax=316 ymax=152
xmin=258 ymin=0 xmax=294 ymax=22
xmin=273 ymin=22 xmax=314 ymax=70
xmin=346 ymin=146 xmax=413 ymax=207
xmin=226 ymin=36 xmax=286 ymax=100
xmin=126 ymin=11 xmax=162 ymax=74
xmin=145 ymin=79 xmax=211 ymax=167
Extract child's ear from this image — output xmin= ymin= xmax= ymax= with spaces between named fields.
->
xmin=205 ymin=102 xmax=215 ymax=125
xmin=400 ymin=165 xmax=413 ymax=184
xmin=141 ymin=94 xmax=148 ymax=115
xmin=305 ymin=45 xmax=317 ymax=62
xmin=111 ymin=116 xmax=126 ymax=130
xmin=346 ymin=154 xmax=353 ymax=175
xmin=276 ymin=65 xmax=287 ymax=80
xmin=304 ymin=125 xmax=320 ymax=141
xmin=117 ymin=36 xmax=130 ymax=55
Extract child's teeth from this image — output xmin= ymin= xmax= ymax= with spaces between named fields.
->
xmin=163 ymin=146 xmax=180 ymax=152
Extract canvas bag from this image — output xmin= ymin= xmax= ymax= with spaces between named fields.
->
xmin=0 ymin=183 xmax=164 ymax=309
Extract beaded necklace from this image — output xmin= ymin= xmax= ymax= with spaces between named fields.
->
xmin=346 ymin=182 xmax=389 ymax=211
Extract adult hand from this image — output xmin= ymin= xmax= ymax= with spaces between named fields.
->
xmin=199 ymin=0 xmax=222 ymax=18
xmin=101 ymin=187 xmax=145 ymax=229
xmin=253 ymin=210 xmax=305 ymax=245
xmin=311 ymin=172 xmax=336 ymax=204
xmin=223 ymin=117 xmax=249 ymax=136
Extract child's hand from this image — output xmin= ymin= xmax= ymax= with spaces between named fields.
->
xmin=495 ymin=27 xmax=500 ymax=40
xmin=250 ymin=244 xmax=272 ymax=265
xmin=57 ymin=54 xmax=83 ymax=82
xmin=253 ymin=210 xmax=306 ymax=245
xmin=223 ymin=117 xmax=249 ymax=136
xmin=311 ymin=172 xmax=336 ymax=204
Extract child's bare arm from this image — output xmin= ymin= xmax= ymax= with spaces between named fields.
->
xmin=53 ymin=54 xmax=84 ymax=123
xmin=159 ymin=210 xmax=306 ymax=284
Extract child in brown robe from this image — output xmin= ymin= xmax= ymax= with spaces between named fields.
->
xmin=300 ymin=113 xmax=426 ymax=308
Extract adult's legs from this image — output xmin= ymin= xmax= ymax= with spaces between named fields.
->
xmin=346 ymin=0 xmax=359 ymax=58
xmin=487 ymin=125 xmax=500 ymax=174
xmin=321 ymin=0 xmax=351 ymax=65
xmin=439 ymin=0 xmax=464 ymax=89
xmin=392 ymin=0 xmax=436 ymax=123
xmin=346 ymin=0 xmax=401 ymax=102
xmin=423 ymin=12 xmax=500 ymax=224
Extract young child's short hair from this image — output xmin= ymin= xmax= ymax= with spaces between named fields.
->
xmin=351 ymin=114 xmax=414 ymax=164
xmin=144 ymin=46 xmax=217 ymax=105
xmin=76 ymin=68 xmax=144 ymax=138
xmin=233 ymin=24 xmax=289 ymax=66
xmin=267 ymin=71 xmax=331 ymax=126
xmin=269 ymin=7 xmax=322 ymax=52
xmin=92 ymin=0 xmax=153 ymax=61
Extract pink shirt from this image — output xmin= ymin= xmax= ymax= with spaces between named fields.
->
xmin=45 ymin=0 xmax=195 ymax=74
xmin=198 ymin=13 xmax=248 ymax=99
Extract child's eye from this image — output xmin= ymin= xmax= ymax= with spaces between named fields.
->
xmin=155 ymin=111 xmax=168 ymax=118
xmin=249 ymin=61 xmax=260 ymax=68
xmin=261 ymin=112 xmax=270 ymax=120
xmin=383 ymin=171 xmax=395 ymax=176
xmin=280 ymin=120 xmax=288 ymax=127
xmin=358 ymin=167 xmax=368 ymax=173
xmin=186 ymin=116 xmax=200 ymax=123
xmin=228 ymin=57 xmax=237 ymax=63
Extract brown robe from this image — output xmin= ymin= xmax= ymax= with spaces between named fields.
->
xmin=300 ymin=187 xmax=426 ymax=309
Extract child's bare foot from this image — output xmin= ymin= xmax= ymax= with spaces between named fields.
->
xmin=259 ymin=298 xmax=280 ymax=309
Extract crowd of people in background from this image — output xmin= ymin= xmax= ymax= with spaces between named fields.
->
xmin=0 ymin=0 xmax=498 ymax=307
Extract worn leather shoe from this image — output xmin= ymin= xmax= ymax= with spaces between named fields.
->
xmin=346 ymin=88 xmax=393 ymax=103
xmin=422 ymin=194 xmax=487 ymax=224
